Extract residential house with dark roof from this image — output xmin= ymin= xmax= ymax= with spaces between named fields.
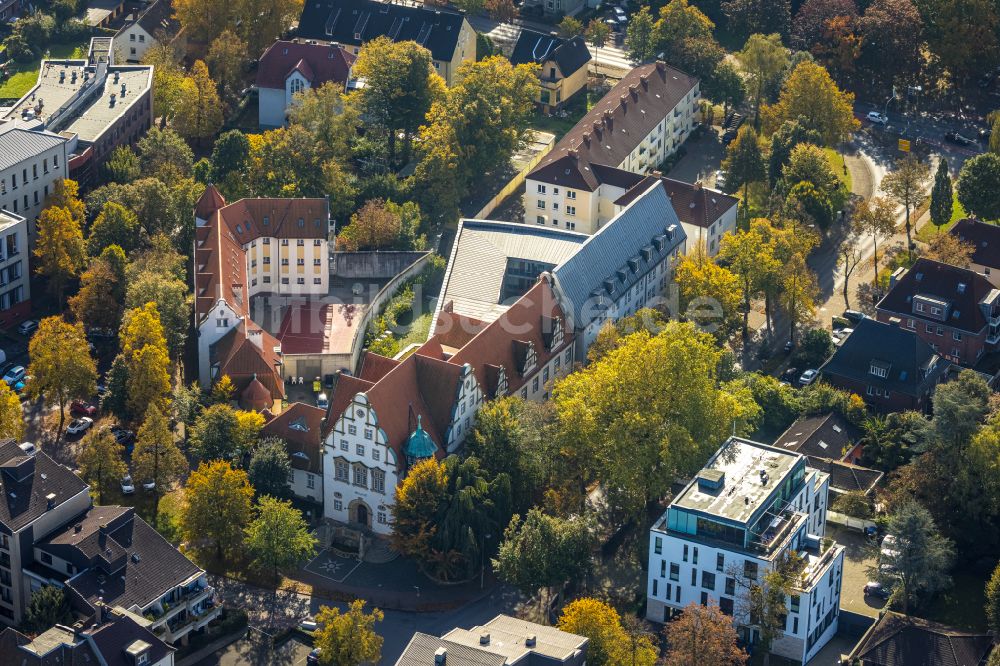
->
xmin=525 ymin=61 xmax=700 ymax=235
xmin=321 ymin=277 xmax=574 ymax=535
xmin=950 ymin=217 xmax=1000 ymax=287
xmin=819 ymin=318 xmax=949 ymax=412
xmin=262 ymin=402 xmax=326 ymax=505
xmin=613 ymin=174 xmax=738 ymax=255
xmin=193 ymin=185 xmax=332 ymax=411
xmin=510 ymin=30 xmax=591 ymax=112
xmin=774 ymin=413 xmax=884 ymax=497
xmin=32 ymin=505 xmax=219 ymax=645
xmin=396 ymin=614 xmax=588 ymax=665
xmin=257 ymin=40 xmax=356 ymax=128
xmin=847 ymin=611 xmax=994 ymax=666
xmin=876 ymin=257 xmax=1000 ymax=367
xmin=295 ymin=0 xmax=475 ymax=85
xmin=0 ymin=440 xmax=92 ymax=626
xmin=113 ymin=0 xmax=183 ymax=64
xmin=0 ymin=603 xmax=174 ymax=666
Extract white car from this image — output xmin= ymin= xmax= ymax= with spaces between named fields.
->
xmin=120 ymin=475 xmax=135 ymax=495
xmin=867 ymin=111 xmax=888 ymax=124
xmin=2 ymin=365 xmax=25 ymax=385
xmin=18 ymin=442 xmax=36 ymax=456
xmin=799 ymin=369 xmax=819 ymax=386
xmin=715 ymin=170 xmax=727 ymax=188
xmin=66 ymin=417 xmax=94 ymax=436
xmin=142 ymin=479 xmax=156 ymax=491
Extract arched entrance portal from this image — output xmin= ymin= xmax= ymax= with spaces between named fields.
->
xmin=349 ymin=500 xmax=372 ymax=529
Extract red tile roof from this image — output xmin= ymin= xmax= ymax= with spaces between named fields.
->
xmin=195 ymin=183 xmax=226 ymax=220
xmin=614 ymin=176 xmax=738 ymax=229
xmin=357 ymin=351 xmax=400 ymax=382
xmin=210 ymin=321 xmax=285 ymax=401
xmin=262 ymin=402 xmax=326 ymax=473
xmin=256 ymin=40 xmax=355 ymax=91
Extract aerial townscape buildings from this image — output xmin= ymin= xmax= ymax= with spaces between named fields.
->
xmin=4 ymin=0 xmax=1000 ymax=661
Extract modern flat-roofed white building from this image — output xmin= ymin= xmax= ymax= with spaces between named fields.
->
xmin=647 ymin=437 xmax=844 ymax=665
xmin=0 ymin=123 xmax=69 ymax=245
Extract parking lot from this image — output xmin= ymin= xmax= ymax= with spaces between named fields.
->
xmin=197 ymin=634 xmax=314 ymax=666
xmin=828 ymin=524 xmax=886 ymax=618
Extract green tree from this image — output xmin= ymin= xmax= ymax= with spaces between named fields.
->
xmin=77 ymin=429 xmax=128 ymax=504
xmin=872 ymin=502 xmax=954 ymax=612
xmin=288 ymin=82 xmax=361 ymax=164
xmin=881 ymin=155 xmax=929 ymax=255
xmin=245 ymin=496 xmax=317 ymax=587
xmin=210 ymin=130 xmax=251 ymax=188
xmin=557 ymin=598 xmax=658 ymax=666
xmin=313 ymin=600 xmax=384 ymax=666
xmin=353 ymin=37 xmax=443 ymax=165
xmin=762 ymin=60 xmax=860 ymax=145
xmin=125 ymin=267 xmax=190 ymax=360
xmin=780 ymin=252 xmax=818 ymax=343
xmin=723 ymin=125 xmax=766 ymax=204
xmin=735 ymin=33 xmax=789 ymax=128
xmin=189 ymin=403 xmax=241 ymax=462
xmin=585 ymin=19 xmax=612 ymax=50
xmin=558 ymin=16 xmax=583 ymax=37
xmin=248 ymin=438 xmax=292 ymax=499
xmin=986 ymin=561 xmax=1000 ymax=634
xmin=768 ymin=120 xmax=823 ymax=187
xmin=69 ymin=246 xmax=127 ymax=333
xmin=653 ymin=0 xmax=724 ymax=81
xmin=206 ymin=29 xmax=247 ymax=106
xmin=35 ymin=205 xmax=86 ymax=306
xmin=103 ymin=145 xmax=140 ymax=183
xmin=88 ymin=201 xmax=141 ymax=255
xmin=787 ymin=180 xmax=834 ymax=229
xmin=852 ymin=196 xmax=896 ymax=284
xmin=719 ymin=224 xmax=778 ymax=338
xmin=784 ymin=143 xmax=840 ymax=198
xmin=958 ymin=152 xmax=1000 ymax=220
xmin=141 ymin=44 xmax=185 ymax=125
xmin=626 ymin=6 xmax=657 ymax=62
xmin=929 ymin=158 xmax=954 ymax=231
xmin=494 ymin=509 xmax=594 ymax=614
xmin=174 ymin=60 xmax=224 ymax=145
xmin=24 ymin=586 xmax=73 ymax=633
xmin=335 ymin=199 xmax=423 ymax=251
xmin=173 ymin=381 xmax=203 ymax=428
xmin=724 ymin=0 xmax=792 ymax=40
xmin=793 ymin=327 xmax=835 ymax=368
xmin=133 ymin=405 xmax=187 ymax=527
xmin=663 ymin=602 xmax=748 ymax=666
xmin=28 ymin=318 xmax=97 ymax=445
xmin=136 ymin=127 xmax=193 ymax=181
xmin=551 ymin=322 xmax=760 ymax=518
xmin=706 ymin=60 xmax=745 ymax=118
xmin=181 ymin=460 xmax=254 ymax=560
xmin=670 ymin=245 xmax=742 ymax=337
xmin=832 ymin=489 xmax=873 ymax=518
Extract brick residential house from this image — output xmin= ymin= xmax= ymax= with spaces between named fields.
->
xmin=876 ymin=257 xmax=1000 ymax=367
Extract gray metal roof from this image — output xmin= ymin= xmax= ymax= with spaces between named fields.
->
xmin=395 ymin=633 xmax=507 ymax=666
xmin=0 ymin=124 xmax=67 ymax=172
xmin=445 ymin=615 xmax=588 ymax=662
xmin=552 ymin=181 xmax=686 ymax=327
xmin=436 ymin=220 xmax=587 ymax=325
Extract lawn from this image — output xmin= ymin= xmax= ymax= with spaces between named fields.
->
xmin=0 ymin=41 xmax=90 ymax=100
xmin=915 ymin=191 xmax=966 ymax=243
xmin=825 ymin=147 xmax=853 ymax=195
xmin=528 ymin=87 xmax=596 ymax=141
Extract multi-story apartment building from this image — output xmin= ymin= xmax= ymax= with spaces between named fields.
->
xmin=0 ymin=603 xmax=175 ymax=666
xmin=876 ymin=258 xmax=1000 ymax=367
xmin=33 ymin=505 xmax=220 ymax=645
xmin=0 ymin=212 xmax=30 ymax=329
xmin=0 ymin=123 xmax=68 ymax=245
xmin=1 ymin=38 xmax=153 ymax=188
xmin=647 ymin=437 xmax=845 ymax=665
xmin=193 ymin=185 xmax=332 ymax=410
xmin=525 ymin=61 xmax=700 ymax=235
xmin=0 ymin=441 xmax=92 ymax=626
xmin=322 ymin=277 xmax=574 ymax=534
xmin=295 ymin=0 xmax=475 ymax=85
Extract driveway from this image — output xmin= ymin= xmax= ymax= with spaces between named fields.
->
xmin=828 ymin=524 xmax=886 ymax=619
xmin=667 ymin=126 xmax=726 ymax=186
xmin=197 ymin=634 xmax=313 ymax=666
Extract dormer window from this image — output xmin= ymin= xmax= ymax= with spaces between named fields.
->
xmin=870 ymin=360 xmax=890 ymax=378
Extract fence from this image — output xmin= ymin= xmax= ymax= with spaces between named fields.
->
xmin=828 ymin=510 xmax=877 ymax=532
xmin=471 ymin=130 xmax=555 ymax=220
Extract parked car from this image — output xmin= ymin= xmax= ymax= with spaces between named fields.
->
xmin=18 ymin=442 xmax=36 ymax=456
xmin=110 ymin=425 xmax=136 ymax=449
xmin=714 ymin=170 xmax=727 ymax=188
xmin=783 ymin=340 xmax=794 ymax=354
xmin=781 ymin=367 xmax=799 ymax=383
xmin=11 ymin=376 xmax=29 ymax=394
xmin=945 ymin=131 xmax=974 ymax=146
xmin=867 ymin=111 xmax=888 ymax=124
xmin=980 ymin=127 xmax=993 ymax=143
xmin=3 ymin=365 xmax=25 ymax=385
xmin=307 ymin=649 xmax=321 ymax=665
xmin=71 ymin=400 xmax=98 ymax=417
xmin=299 ymin=619 xmax=318 ymax=632
xmin=843 ymin=309 xmax=867 ymax=325
xmin=142 ymin=479 xmax=156 ymax=491
xmin=863 ymin=581 xmax=890 ymax=599
xmin=17 ymin=320 xmax=37 ymax=336
xmin=66 ymin=417 xmax=94 ymax=436
xmin=613 ymin=6 xmax=627 ymax=20
xmin=798 ymin=369 xmax=819 ymax=386
xmin=121 ymin=475 xmax=135 ymax=495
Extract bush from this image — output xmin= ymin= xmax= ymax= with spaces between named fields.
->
xmin=792 ymin=328 xmax=834 ymax=369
